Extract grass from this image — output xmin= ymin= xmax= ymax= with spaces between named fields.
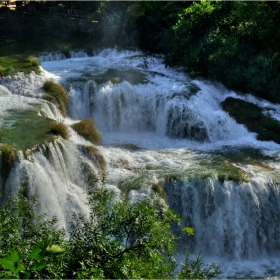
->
xmin=1 ymin=108 xmax=59 ymax=151
xmin=49 ymin=122 xmax=70 ymax=140
xmin=43 ymin=80 xmax=69 ymax=117
xmin=72 ymin=118 xmax=102 ymax=145
xmin=0 ymin=55 xmax=41 ymax=77
xmin=27 ymin=56 xmax=40 ymax=66
xmin=0 ymin=144 xmax=16 ymax=182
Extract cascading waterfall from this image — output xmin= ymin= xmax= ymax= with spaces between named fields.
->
xmin=1 ymin=48 xmax=280 ymax=278
xmin=165 ymin=176 xmax=280 ymax=259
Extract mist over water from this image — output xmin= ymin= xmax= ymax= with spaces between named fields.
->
xmin=1 ymin=48 xmax=280 ymax=278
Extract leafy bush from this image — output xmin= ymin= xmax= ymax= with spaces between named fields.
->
xmin=0 ymin=189 xmax=66 ymax=279
xmin=59 ymin=44 xmax=71 ymax=58
xmin=0 ymin=175 xmax=221 ymax=279
xmin=72 ymin=118 xmax=102 ymax=145
xmin=49 ymin=122 xmax=70 ymax=140
xmin=43 ymin=80 xmax=69 ymax=117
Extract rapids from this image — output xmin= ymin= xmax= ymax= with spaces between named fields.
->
xmin=1 ymin=48 xmax=280 ymax=278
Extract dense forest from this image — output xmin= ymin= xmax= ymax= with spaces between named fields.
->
xmin=1 ymin=0 xmax=280 ymax=103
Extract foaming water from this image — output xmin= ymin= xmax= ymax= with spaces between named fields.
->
xmin=1 ymin=48 xmax=280 ymax=278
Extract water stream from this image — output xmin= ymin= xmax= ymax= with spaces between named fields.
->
xmin=1 ymin=48 xmax=280 ymax=278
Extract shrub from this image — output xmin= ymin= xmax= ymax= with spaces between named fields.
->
xmin=43 ymin=80 xmax=68 ymax=117
xmin=0 ymin=144 xmax=16 ymax=182
xmin=72 ymin=118 xmax=102 ymax=145
xmin=49 ymin=122 xmax=70 ymax=140
xmin=0 ymin=189 xmax=66 ymax=279
xmin=59 ymin=44 xmax=71 ymax=58
xmin=0 ymin=175 xmax=221 ymax=279
xmin=27 ymin=56 xmax=40 ymax=66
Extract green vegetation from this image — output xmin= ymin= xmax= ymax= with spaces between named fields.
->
xmin=0 ymin=177 xmax=220 ymax=279
xmin=222 ymin=97 xmax=280 ymax=144
xmin=49 ymin=122 xmax=70 ymax=140
xmin=59 ymin=44 xmax=71 ymax=58
xmin=72 ymin=118 xmax=102 ymax=145
xmin=139 ymin=1 xmax=280 ymax=102
xmin=27 ymin=56 xmax=40 ymax=67
xmin=1 ymin=108 xmax=57 ymax=151
xmin=0 ymin=144 xmax=16 ymax=182
xmin=1 ymin=1 xmax=280 ymax=102
xmin=43 ymin=80 xmax=69 ymax=117
xmin=0 ymin=55 xmax=40 ymax=77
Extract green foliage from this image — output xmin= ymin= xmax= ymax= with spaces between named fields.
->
xmin=178 ymin=248 xmax=221 ymax=279
xmin=43 ymin=80 xmax=68 ymax=117
xmin=67 ymin=174 xmax=181 ymax=279
xmin=0 ymin=65 xmax=14 ymax=76
xmin=59 ymin=44 xmax=71 ymax=58
xmin=49 ymin=122 xmax=70 ymax=140
xmin=160 ymin=1 xmax=280 ymax=102
xmin=72 ymin=118 xmax=102 ymax=145
xmin=0 ymin=176 xmax=221 ymax=279
xmin=0 ymin=189 xmax=66 ymax=279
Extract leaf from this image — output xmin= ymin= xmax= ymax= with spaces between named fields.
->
xmin=30 ymin=262 xmax=46 ymax=271
xmin=30 ymin=248 xmax=42 ymax=260
xmin=182 ymin=227 xmax=195 ymax=236
xmin=23 ymin=272 xmax=31 ymax=279
xmin=7 ymin=249 xmax=20 ymax=262
xmin=0 ymin=259 xmax=16 ymax=272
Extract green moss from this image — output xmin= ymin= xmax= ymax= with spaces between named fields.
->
xmin=199 ymin=156 xmax=251 ymax=183
xmin=0 ymin=55 xmax=40 ymax=76
xmin=0 ymin=144 xmax=16 ymax=182
xmin=1 ymin=108 xmax=58 ymax=151
xmin=50 ymin=122 xmax=70 ymax=140
xmin=43 ymin=80 xmax=69 ymax=117
xmin=110 ymin=77 xmax=120 ymax=84
xmin=27 ymin=56 xmax=40 ymax=66
xmin=118 ymin=174 xmax=152 ymax=196
xmin=72 ymin=118 xmax=102 ymax=145
xmin=222 ymin=97 xmax=280 ymax=144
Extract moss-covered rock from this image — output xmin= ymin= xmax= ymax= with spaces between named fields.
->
xmin=221 ymin=97 xmax=280 ymax=144
xmin=72 ymin=118 xmax=102 ymax=145
xmin=43 ymin=80 xmax=69 ymax=117
xmin=0 ymin=144 xmax=16 ymax=182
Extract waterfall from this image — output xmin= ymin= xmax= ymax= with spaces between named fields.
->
xmin=165 ymin=176 xmax=280 ymax=260
xmin=1 ymin=140 xmax=105 ymax=230
xmin=39 ymin=50 xmax=89 ymax=62
xmin=1 ymin=48 xmax=280 ymax=278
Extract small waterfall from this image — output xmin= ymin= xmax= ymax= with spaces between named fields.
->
xmin=165 ymin=176 xmax=280 ymax=260
xmin=39 ymin=51 xmax=88 ymax=62
xmin=66 ymin=78 xmax=249 ymax=142
xmin=1 ymin=139 xmax=105 ymax=230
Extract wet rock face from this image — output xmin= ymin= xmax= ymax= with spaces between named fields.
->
xmin=166 ymin=105 xmax=209 ymax=142
xmin=221 ymin=97 xmax=280 ymax=143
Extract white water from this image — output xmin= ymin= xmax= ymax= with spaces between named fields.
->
xmin=1 ymin=48 xmax=280 ymax=278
